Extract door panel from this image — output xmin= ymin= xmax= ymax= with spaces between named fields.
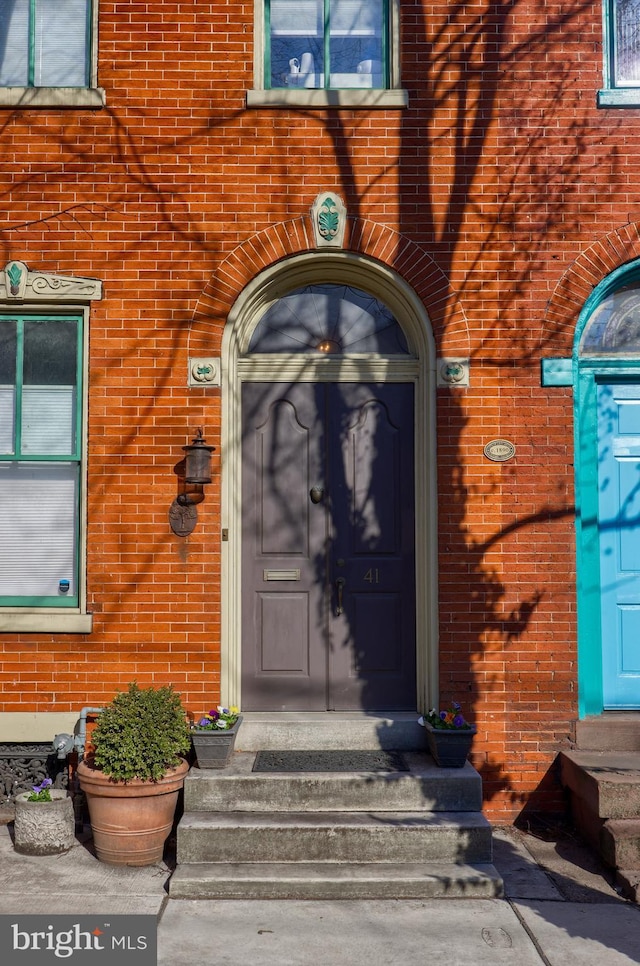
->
xmin=258 ymin=592 xmax=310 ymax=672
xmin=328 ymin=383 xmax=415 ymax=709
xmin=258 ymin=398 xmax=312 ymax=557
xmin=242 ymin=383 xmax=327 ymax=710
xmin=242 ymin=382 xmax=416 ymax=711
xmin=598 ymin=382 xmax=640 ymax=708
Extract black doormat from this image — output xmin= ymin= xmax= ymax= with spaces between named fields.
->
xmin=252 ymin=750 xmax=410 ymax=773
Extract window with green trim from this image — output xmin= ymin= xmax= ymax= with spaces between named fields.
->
xmin=0 ymin=0 xmax=92 ymax=88
xmin=0 ymin=314 xmax=83 ymax=607
xmin=266 ymin=0 xmax=389 ymax=90
xmin=611 ymin=0 xmax=640 ymax=86
xmin=599 ymin=1 xmax=640 ymax=104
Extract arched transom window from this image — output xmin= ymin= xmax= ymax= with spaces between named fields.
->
xmin=247 ymin=283 xmax=412 ymax=355
xmin=580 ymin=282 xmax=640 ymax=356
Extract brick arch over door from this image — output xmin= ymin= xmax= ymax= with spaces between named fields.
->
xmin=188 ymin=214 xmax=469 ymax=357
xmin=211 ymin=240 xmax=445 ymax=711
xmin=543 ymin=223 xmax=640 ymax=346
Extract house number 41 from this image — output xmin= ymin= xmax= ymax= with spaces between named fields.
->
xmin=363 ymin=568 xmax=380 ymax=584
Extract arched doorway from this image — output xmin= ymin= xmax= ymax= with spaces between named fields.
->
xmin=220 ymin=252 xmax=437 ymax=713
xmin=575 ymin=259 xmax=640 ymax=714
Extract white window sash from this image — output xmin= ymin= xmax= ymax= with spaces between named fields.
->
xmin=0 ymin=462 xmax=78 ymax=599
xmin=35 ymin=0 xmax=89 ymax=87
xmin=0 ymin=386 xmax=15 ymax=454
xmin=22 ymin=386 xmax=76 ymax=455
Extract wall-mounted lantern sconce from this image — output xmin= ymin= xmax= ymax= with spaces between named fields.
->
xmin=181 ymin=428 xmax=214 ymax=498
xmin=169 ymin=428 xmax=215 ymax=536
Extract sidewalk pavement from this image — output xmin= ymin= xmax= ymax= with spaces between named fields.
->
xmin=1 ymin=815 xmax=640 ymax=966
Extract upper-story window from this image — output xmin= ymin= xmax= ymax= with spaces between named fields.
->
xmin=0 ymin=0 xmax=90 ymax=87
xmin=599 ymin=1 xmax=640 ymax=105
xmin=248 ymin=0 xmax=406 ymax=108
xmin=0 ymin=0 xmax=104 ymax=107
xmin=611 ymin=0 xmax=640 ymax=86
xmin=267 ymin=0 xmax=388 ymax=90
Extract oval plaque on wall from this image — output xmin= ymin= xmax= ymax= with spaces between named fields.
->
xmin=484 ymin=439 xmax=516 ymax=462
xmin=169 ymin=499 xmax=198 ymax=536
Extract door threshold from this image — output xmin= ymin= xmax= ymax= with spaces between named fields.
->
xmin=576 ymin=712 xmax=640 ymax=753
xmin=235 ymin=711 xmax=425 ymax=753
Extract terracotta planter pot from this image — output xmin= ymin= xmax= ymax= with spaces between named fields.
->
xmin=13 ymin=790 xmax=75 ymax=855
xmin=77 ymin=757 xmax=188 ymax=866
xmin=191 ymin=716 xmax=242 ymax=768
xmin=423 ymin=722 xmax=476 ymax=768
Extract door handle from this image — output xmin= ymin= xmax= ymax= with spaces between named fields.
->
xmin=335 ymin=577 xmax=346 ymax=616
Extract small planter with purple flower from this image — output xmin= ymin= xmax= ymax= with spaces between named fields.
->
xmin=190 ymin=706 xmax=242 ymax=769
xmin=418 ymin=702 xmax=476 ymax=768
xmin=13 ymin=778 xmax=75 ymax=855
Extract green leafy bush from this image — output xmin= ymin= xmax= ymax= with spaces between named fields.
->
xmin=92 ymin=681 xmax=191 ymax=782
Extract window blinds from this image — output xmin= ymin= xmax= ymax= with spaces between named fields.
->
xmin=0 ymin=0 xmax=89 ymax=87
xmin=0 ymin=462 xmax=78 ymax=598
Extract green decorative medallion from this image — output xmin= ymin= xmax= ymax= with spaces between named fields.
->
xmin=311 ymin=192 xmax=347 ymax=248
xmin=318 ymin=197 xmax=340 ymax=240
xmin=7 ymin=263 xmax=22 ymax=296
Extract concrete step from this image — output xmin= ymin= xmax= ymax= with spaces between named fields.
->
xmin=560 ymin=751 xmax=640 ymax=820
xmin=176 ymin=810 xmax=493 ymax=865
xmin=560 ymin=750 xmax=640 ymax=902
xmin=169 ymin=860 xmax=503 ymax=900
xmin=176 ymin=725 xmax=492 ymax=901
xmin=575 ymin=713 xmax=640 ymax=753
xmin=616 ymin=868 xmax=640 ymax=903
xmin=184 ymin=752 xmax=482 ymax=813
xmin=601 ymin=819 xmax=640 ymax=869
xmin=234 ymin=713 xmax=426 ymax=752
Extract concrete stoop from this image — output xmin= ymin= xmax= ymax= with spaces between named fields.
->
xmin=171 ymin=739 xmax=502 ymax=900
xmin=560 ymin=748 xmax=640 ymax=902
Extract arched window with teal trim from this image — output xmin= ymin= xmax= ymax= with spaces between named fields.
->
xmin=577 ymin=259 xmax=640 ymax=357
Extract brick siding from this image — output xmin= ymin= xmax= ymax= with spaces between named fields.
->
xmin=0 ymin=0 xmax=636 ymax=821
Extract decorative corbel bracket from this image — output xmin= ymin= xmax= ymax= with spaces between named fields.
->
xmin=0 ymin=261 xmax=103 ymax=302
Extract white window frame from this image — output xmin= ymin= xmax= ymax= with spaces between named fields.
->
xmin=0 ymin=0 xmax=105 ymax=109
xmin=0 ymin=262 xmax=102 ymax=633
xmin=247 ymin=0 xmax=407 ymax=108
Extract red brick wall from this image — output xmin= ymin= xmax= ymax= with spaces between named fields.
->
xmin=0 ymin=0 xmax=637 ymax=821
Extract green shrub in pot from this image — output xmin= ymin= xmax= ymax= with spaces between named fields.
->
xmin=78 ymin=681 xmax=192 ymax=865
xmin=91 ymin=681 xmax=191 ymax=781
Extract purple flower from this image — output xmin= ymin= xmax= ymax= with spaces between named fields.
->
xmin=208 ymin=709 xmax=220 ymax=720
xmin=32 ymin=778 xmax=52 ymax=794
xmin=197 ymin=717 xmax=210 ymax=728
xmin=453 ymin=714 xmax=465 ymax=727
xmin=439 ymin=711 xmax=447 ymax=721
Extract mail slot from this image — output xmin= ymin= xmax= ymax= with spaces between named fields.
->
xmin=263 ymin=569 xmax=301 ymax=581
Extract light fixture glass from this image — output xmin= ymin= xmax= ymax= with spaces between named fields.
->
xmin=182 ymin=429 xmax=215 ymax=484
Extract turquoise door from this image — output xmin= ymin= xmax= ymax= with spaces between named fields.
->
xmin=598 ymin=382 xmax=640 ymax=708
